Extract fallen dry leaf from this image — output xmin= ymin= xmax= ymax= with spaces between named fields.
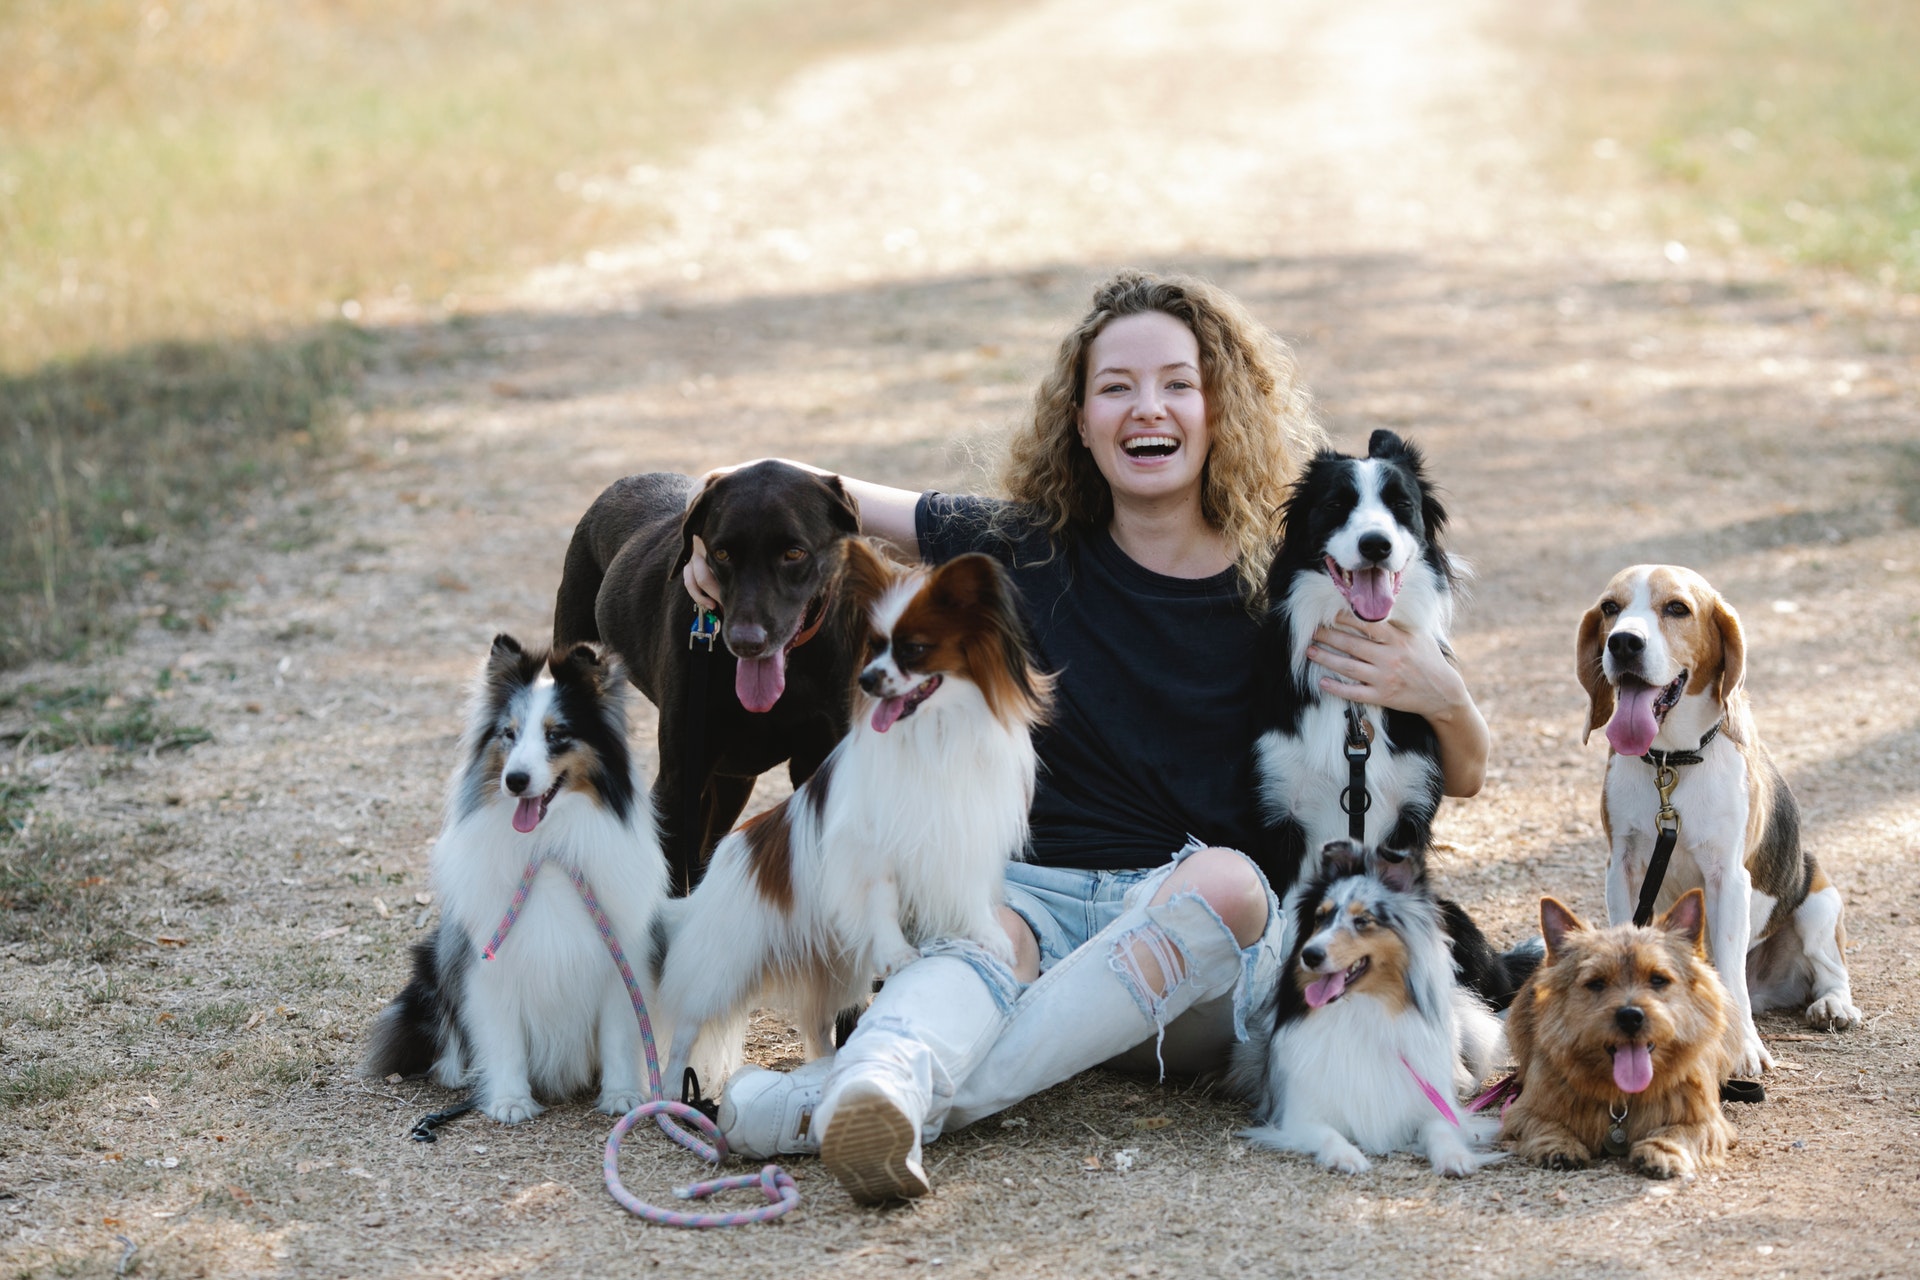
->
xmin=1132 ymin=1115 xmax=1173 ymax=1131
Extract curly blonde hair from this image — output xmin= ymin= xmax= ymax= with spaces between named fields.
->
xmin=999 ymin=270 xmax=1324 ymax=605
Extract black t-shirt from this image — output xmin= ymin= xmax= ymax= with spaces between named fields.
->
xmin=915 ymin=492 xmax=1261 ymax=871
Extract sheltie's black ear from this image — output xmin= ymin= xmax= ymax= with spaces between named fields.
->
xmin=490 ymin=633 xmax=525 ymax=661
xmin=1318 ymin=839 xmax=1365 ymax=881
xmin=1368 ymin=846 xmax=1419 ymax=894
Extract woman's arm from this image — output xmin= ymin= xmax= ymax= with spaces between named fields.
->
xmin=680 ymin=458 xmax=923 ymax=610
xmin=1304 ymin=615 xmax=1490 ymax=797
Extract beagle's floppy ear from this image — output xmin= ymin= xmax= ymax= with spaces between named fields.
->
xmin=1539 ymin=896 xmax=1586 ymax=961
xmin=1708 ymin=591 xmax=1746 ymax=706
xmin=675 ymin=473 xmax=726 ymax=576
xmin=1575 ymin=601 xmax=1614 ymax=744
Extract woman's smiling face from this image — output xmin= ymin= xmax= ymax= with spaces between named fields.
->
xmin=1077 ymin=310 xmax=1210 ymax=512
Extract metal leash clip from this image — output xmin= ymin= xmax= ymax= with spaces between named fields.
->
xmin=688 ymin=608 xmax=720 ymax=652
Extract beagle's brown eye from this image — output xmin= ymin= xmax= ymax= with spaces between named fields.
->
xmin=782 ymin=547 xmax=808 ymax=563
xmin=1599 ymin=600 xmax=1620 ymax=617
xmin=1662 ymin=600 xmax=1691 ymax=618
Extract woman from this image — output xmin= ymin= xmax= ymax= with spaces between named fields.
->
xmin=686 ymin=271 xmax=1488 ymax=1202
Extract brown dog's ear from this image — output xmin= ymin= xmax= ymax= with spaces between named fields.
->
xmin=841 ymin=538 xmax=901 ymax=618
xmin=1658 ymin=888 xmax=1708 ymax=954
xmin=676 ymin=474 xmax=725 ymax=576
xmin=1540 ymin=896 xmax=1586 ymax=959
xmin=817 ymin=473 xmax=862 ymax=538
xmin=1576 ymin=601 xmax=1613 ymax=744
xmin=1708 ymin=591 xmax=1746 ymax=707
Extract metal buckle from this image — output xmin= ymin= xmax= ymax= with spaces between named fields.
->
xmin=687 ymin=608 xmax=719 ymax=652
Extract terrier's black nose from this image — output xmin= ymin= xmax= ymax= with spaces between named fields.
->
xmin=1607 ymin=632 xmax=1645 ymax=659
xmin=1301 ymin=944 xmax=1326 ymax=970
xmin=1358 ymin=533 xmax=1393 ymax=564
xmin=1614 ymin=1005 xmax=1646 ymax=1035
xmin=504 ymin=770 xmax=530 ymax=795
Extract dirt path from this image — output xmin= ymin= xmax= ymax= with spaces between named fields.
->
xmin=7 ymin=1 xmax=1920 ymax=1276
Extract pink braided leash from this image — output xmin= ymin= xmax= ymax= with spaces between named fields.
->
xmin=484 ymin=857 xmax=799 ymax=1227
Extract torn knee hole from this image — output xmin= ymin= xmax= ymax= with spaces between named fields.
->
xmin=1110 ymin=923 xmax=1188 ymax=1001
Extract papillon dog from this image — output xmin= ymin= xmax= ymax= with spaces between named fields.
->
xmin=364 ymin=636 xmax=672 ymax=1123
xmin=1230 ymin=841 xmax=1506 ymax=1177
xmin=652 ymin=542 xmax=1051 ymax=1094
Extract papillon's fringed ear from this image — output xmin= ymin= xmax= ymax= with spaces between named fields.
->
xmin=1658 ymin=888 xmax=1708 ymax=954
xmin=1539 ymin=896 xmax=1585 ymax=960
xmin=1575 ymin=601 xmax=1614 ymax=745
xmin=841 ymin=537 xmax=902 ymax=615
xmin=936 ymin=553 xmax=1051 ymax=728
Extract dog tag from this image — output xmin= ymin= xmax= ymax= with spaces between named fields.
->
xmin=1603 ymin=1105 xmax=1631 ymax=1157
xmin=688 ymin=609 xmax=720 ymax=651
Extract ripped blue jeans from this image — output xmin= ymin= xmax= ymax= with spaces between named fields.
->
xmin=999 ymin=838 xmax=1285 ymax=1080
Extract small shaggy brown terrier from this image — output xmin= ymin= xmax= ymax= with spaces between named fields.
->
xmin=1502 ymin=889 xmax=1737 ymax=1179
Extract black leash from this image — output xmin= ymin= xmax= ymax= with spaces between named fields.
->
xmin=409 ymin=1100 xmax=476 ymax=1142
xmin=1342 ymin=704 xmax=1372 ymax=842
xmin=1629 ymin=723 xmax=1720 ymax=928
xmin=1621 ymin=723 xmax=1761 ymax=1104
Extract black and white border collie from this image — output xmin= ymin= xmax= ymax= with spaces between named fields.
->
xmin=364 ymin=636 xmax=673 ymax=1123
xmin=1250 ymin=429 xmax=1538 ymax=1008
xmin=1230 ymin=841 xmax=1505 ymax=1176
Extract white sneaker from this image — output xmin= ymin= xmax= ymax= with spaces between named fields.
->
xmin=819 ymin=1077 xmax=929 ymax=1204
xmin=716 ymin=1058 xmax=832 ymax=1160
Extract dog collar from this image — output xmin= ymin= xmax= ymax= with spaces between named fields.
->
xmin=787 ymin=594 xmax=827 ymax=652
xmin=1639 ymin=721 xmax=1721 ymax=769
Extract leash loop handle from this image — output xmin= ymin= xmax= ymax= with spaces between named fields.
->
xmin=487 ymin=858 xmax=799 ymax=1227
xmin=1342 ymin=704 xmax=1373 ymax=840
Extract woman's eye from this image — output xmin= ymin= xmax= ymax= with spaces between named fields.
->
xmin=783 ymin=547 xmax=808 ymax=563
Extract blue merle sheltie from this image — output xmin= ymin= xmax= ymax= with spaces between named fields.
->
xmin=1229 ymin=842 xmax=1506 ymax=1176
xmin=363 ymin=635 xmax=674 ymax=1123
xmin=1249 ymin=428 xmax=1538 ymax=1008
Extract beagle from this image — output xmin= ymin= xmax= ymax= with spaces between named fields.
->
xmin=1577 ymin=565 xmax=1860 ymax=1078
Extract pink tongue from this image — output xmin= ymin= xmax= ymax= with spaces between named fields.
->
xmin=512 ymin=797 xmax=542 ymax=834
xmin=1304 ymin=971 xmax=1347 ymax=1009
xmin=735 ymin=651 xmax=788 ymax=714
xmin=870 ymin=696 xmax=908 ymax=734
xmin=1346 ymin=568 xmax=1395 ymax=622
xmin=1606 ymin=684 xmax=1661 ymax=756
xmin=1613 ymin=1043 xmax=1654 ymax=1094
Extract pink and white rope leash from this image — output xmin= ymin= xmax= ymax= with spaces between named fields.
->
xmin=484 ymin=857 xmax=800 ymax=1227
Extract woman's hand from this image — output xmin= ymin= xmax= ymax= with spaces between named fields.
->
xmin=682 ymin=535 xmax=721 ymax=613
xmin=1307 ymin=611 xmax=1489 ymax=797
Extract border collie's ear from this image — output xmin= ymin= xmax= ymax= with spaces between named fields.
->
xmin=1368 ymin=847 xmax=1419 ymax=894
xmin=1539 ymin=896 xmax=1585 ymax=960
xmin=1576 ymin=599 xmax=1614 ymax=745
xmin=676 ymin=473 xmax=725 ymax=576
xmin=1708 ymin=590 xmax=1746 ymax=708
xmin=841 ymin=538 xmax=899 ymax=617
xmin=1658 ymin=888 xmax=1708 ymax=954
xmin=817 ymin=473 xmax=861 ymax=538
xmin=1367 ymin=429 xmax=1406 ymax=460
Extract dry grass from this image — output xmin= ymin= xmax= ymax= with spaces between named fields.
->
xmin=1535 ymin=0 xmax=1920 ymax=285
